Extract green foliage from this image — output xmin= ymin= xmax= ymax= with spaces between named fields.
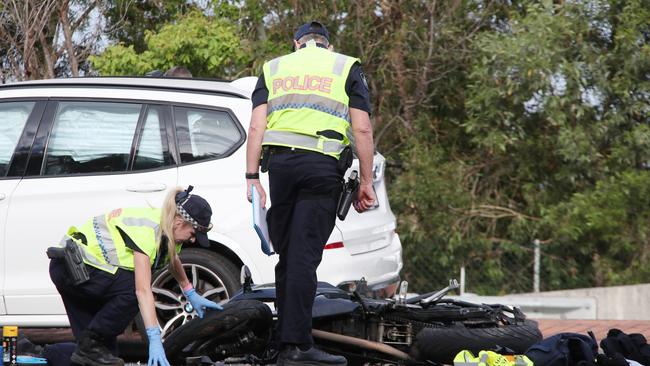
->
xmin=544 ymin=171 xmax=650 ymax=287
xmin=447 ymin=0 xmax=649 ymax=291
xmin=390 ymin=132 xmax=469 ymax=292
xmin=104 ymin=0 xmax=200 ymax=53
xmin=90 ymin=11 xmax=247 ymax=78
xmin=384 ymin=0 xmax=649 ymax=293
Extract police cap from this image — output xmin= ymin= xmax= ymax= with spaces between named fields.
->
xmin=294 ymin=21 xmax=330 ymax=42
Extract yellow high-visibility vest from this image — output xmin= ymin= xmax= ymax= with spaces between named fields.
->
xmin=60 ymin=207 xmax=180 ymax=274
xmin=262 ymin=41 xmax=359 ymax=159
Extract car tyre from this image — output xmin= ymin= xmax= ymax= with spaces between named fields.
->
xmin=136 ymin=247 xmax=241 ymax=340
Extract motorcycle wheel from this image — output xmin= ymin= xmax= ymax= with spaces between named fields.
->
xmin=163 ymin=299 xmax=273 ymax=364
xmin=409 ymin=319 xmax=542 ymax=364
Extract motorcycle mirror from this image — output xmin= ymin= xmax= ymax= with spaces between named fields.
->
xmin=420 ymin=278 xmax=460 ymax=305
xmin=397 ymin=281 xmax=408 ymax=304
xmin=241 ymin=266 xmax=249 ymax=283
xmin=240 ymin=265 xmax=253 ymax=290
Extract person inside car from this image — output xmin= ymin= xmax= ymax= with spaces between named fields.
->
xmin=163 ymin=66 xmax=193 ymax=78
xmin=48 ymin=186 xmax=222 ymax=366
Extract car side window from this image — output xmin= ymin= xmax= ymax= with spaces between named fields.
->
xmin=133 ymin=106 xmax=171 ymax=170
xmin=174 ymin=106 xmax=243 ymax=163
xmin=0 ymin=101 xmax=35 ymax=177
xmin=44 ymin=101 xmax=141 ymax=175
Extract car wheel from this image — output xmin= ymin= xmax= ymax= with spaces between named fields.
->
xmin=143 ymin=248 xmax=241 ymax=339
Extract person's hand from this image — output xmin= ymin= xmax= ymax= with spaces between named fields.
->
xmin=184 ymin=287 xmax=223 ymax=318
xmin=146 ymin=327 xmax=170 ymax=366
xmin=353 ymin=183 xmax=376 ymax=213
xmin=246 ymin=179 xmax=267 ymax=208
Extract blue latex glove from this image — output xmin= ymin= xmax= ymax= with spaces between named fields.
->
xmin=146 ymin=327 xmax=170 ymax=366
xmin=183 ymin=287 xmax=223 ymax=318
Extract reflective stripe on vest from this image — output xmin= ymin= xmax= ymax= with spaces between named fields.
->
xmin=92 ymin=215 xmax=119 ymax=264
xmin=269 ymin=57 xmax=280 ymax=76
xmin=267 ymin=93 xmax=351 ymax=122
xmin=262 ymin=130 xmax=346 ymax=154
xmin=332 ymin=54 xmax=348 ymax=76
xmin=122 ymin=216 xmax=159 ymax=229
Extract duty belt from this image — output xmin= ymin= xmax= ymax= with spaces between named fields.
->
xmin=267 ymin=146 xmax=316 ymax=155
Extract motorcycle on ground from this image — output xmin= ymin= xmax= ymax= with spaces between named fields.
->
xmin=163 ymin=269 xmax=542 ymax=365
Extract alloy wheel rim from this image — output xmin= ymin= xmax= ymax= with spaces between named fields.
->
xmin=151 ymin=262 xmax=229 ymax=338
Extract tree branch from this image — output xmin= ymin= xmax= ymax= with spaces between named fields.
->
xmin=59 ymin=0 xmax=79 ymax=76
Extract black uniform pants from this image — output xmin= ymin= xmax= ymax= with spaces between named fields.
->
xmin=49 ymin=258 xmax=139 ymax=353
xmin=267 ymin=149 xmax=342 ymax=346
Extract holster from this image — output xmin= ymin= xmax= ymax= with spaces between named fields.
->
xmin=47 ymin=239 xmax=90 ymax=286
xmin=337 ymin=146 xmax=353 ymax=174
xmin=259 ymin=146 xmax=270 ymax=173
xmin=336 ymin=170 xmax=359 ymax=221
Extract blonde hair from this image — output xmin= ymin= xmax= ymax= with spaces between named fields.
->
xmin=159 ymin=186 xmax=184 ymax=265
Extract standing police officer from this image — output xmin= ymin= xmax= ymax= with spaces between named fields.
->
xmin=245 ymin=21 xmax=376 ymax=366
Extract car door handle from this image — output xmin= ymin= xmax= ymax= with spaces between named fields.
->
xmin=0 ymin=193 xmax=5 ymax=201
xmin=126 ymin=183 xmax=167 ymax=193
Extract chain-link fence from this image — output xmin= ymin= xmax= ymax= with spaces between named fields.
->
xmin=399 ymin=239 xmax=592 ymax=296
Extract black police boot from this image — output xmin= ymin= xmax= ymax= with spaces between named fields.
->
xmin=279 ymin=345 xmax=347 ymax=366
xmin=70 ymin=330 xmax=124 ymax=366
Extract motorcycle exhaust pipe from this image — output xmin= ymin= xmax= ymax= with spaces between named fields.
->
xmin=312 ymin=329 xmax=410 ymax=360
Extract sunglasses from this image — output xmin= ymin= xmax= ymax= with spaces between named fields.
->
xmin=190 ymin=221 xmax=213 ymax=233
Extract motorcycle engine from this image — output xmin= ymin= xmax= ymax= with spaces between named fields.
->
xmin=377 ymin=319 xmax=412 ymax=346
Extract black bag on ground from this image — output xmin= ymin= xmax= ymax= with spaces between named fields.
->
xmin=524 ymin=332 xmax=598 ymax=366
xmin=600 ymin=328 xmax=650 ymax=366
xmin=596 ymin=352 xmax=631 ymax=366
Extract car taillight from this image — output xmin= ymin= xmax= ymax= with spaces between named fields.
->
xmin=324 ymin=241 xmax=344 ymax=250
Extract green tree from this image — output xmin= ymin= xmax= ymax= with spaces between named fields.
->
xmin=433 ymin=0 xmax=650 ymax=292
xmin=90 ymin=10 xmax=248 ymax=78
xmin=377 ymin=1 xmax=537 ymax=294
xmin=104 ymin=0 xmax=201 ymax=53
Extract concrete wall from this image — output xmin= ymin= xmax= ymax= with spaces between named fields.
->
xmin=518 ymin=283 xmax=650 ymax=320
xmin=454 ymin=294 xmax=597 ymax=320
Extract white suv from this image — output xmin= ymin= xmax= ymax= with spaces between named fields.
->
xmin=0 ymin=77 xmax=402 ymax=335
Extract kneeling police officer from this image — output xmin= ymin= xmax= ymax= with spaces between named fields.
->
xmin=48 ymin=186 xmax=222 ymax=366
